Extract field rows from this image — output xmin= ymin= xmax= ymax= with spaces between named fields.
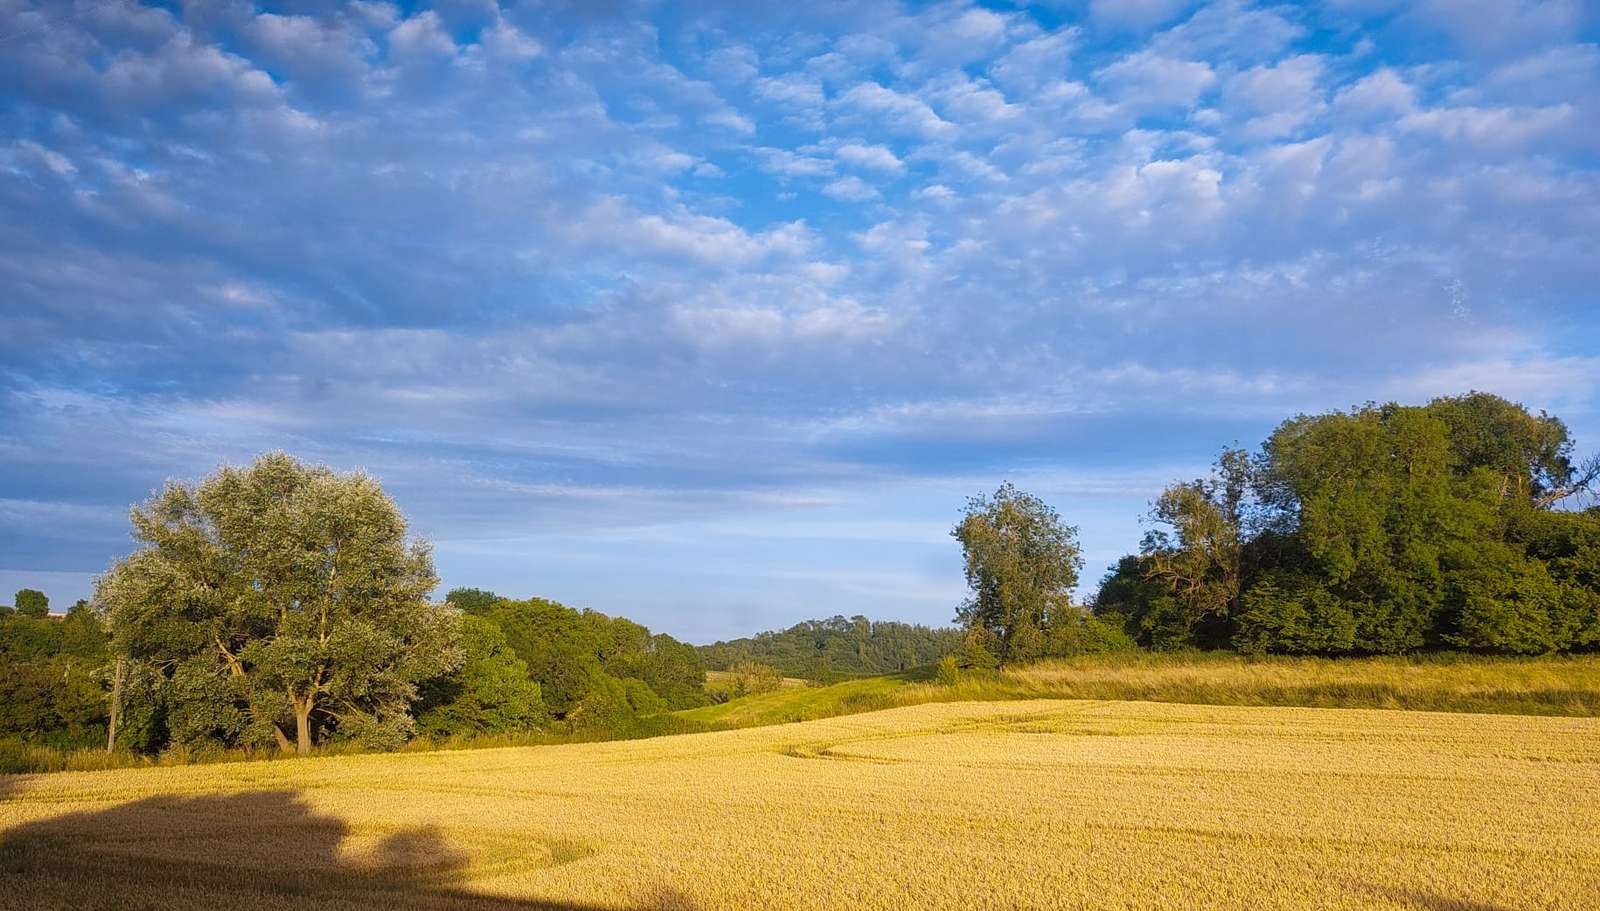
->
xmin=4 ymin=698 xmax=1599 ymax=910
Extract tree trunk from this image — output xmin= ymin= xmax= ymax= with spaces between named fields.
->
xmin=272 ymin=723 xmax=293 ymax=753
xmin=106 ymin=657 xmax=126 ymax=753
xmin=293 ymin=696 xmax=314 ymax=755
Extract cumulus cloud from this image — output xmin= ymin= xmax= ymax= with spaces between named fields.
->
xmin=1095 ymin=51 xmax=1216 ymax=112
xmin=834 ymin=82 xmax=956 ymax=138
xmin=835 ymin=143 xmax=904 ymax=173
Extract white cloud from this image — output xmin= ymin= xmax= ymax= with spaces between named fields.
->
xmin=1332 ymin=68 xmax=1417 ymax=119
xmin=1222 ymin=55 xmax=1326 ymax=138
xmin=389 ymin=11 xmax=457 ymax=62
xmin=835 ymin=143 xmax=904 ymax=174
xmin=706 ymin=45 xmax=759 ymax=84
xmin=1095 ymin=51 xmax=1215 ymax=112
xmin=835 ymin=83 xmax=956 ymax=138
xmin=989 ymin=29 xmax=1078 ymax=95
xmin=822 ymin=175 xmax=879 ymax=202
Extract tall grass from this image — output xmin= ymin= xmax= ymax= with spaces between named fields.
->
xmin=677 ymin=651 xmax=1600 ymax=729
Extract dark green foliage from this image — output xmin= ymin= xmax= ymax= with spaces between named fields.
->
xmin=483 ymin=595 xmax=707 ymax=725
xmin=698 ymin=615 xmax=962 ymax=677
xmin=1045 ymin=606 xmax=1137 ymax=656
xmin=415 ymin=615 xmax=549 ymax=737
xmin=14 ymin=588 xmax=48 ymax=619
xmin=1233 ymin=574 xmax=1356 ymax=655
xmin=566 ymin=674 xmax=667 ymax=735
xmin=1101 ymin=392 xmax=1600 ymax=656
xmin=444 ymin=587 xmax=501 ymax=616
xmin=0 ymin=602 xmax=110 ymax=749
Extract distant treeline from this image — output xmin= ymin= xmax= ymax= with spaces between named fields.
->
xmin=698 ymin=615 xmax=963 ymax=679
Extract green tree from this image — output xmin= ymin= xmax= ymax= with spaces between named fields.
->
xmin=1139 ymin=448 xmax=1251 ymax=648
xmin=445 ymin=587 xmax=502 ymax=616
xmin=96 ymin=452 xmax=460 ymax=755
xmin=416 ymin=615 xmax=548 ymax=737
xmin=952 ymin=482 xmax=1082 ymax=665
xmin=1233 ymin=573 xmax=1356 ymax=655
xmin=486 ymin=597 xmax=605 ymax=716
xmin=14 ymin=588 xmax=48 ymax=619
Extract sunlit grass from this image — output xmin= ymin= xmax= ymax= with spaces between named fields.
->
xmin=4 ymin=698 xmax=1597 ymax=909
xmin=679 ymin=652 xmax=1600 ymax=729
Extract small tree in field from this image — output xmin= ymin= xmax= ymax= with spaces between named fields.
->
xmin=96 ymin=452 xmax=460 ymax=755
xmin=952 ymin=482 xmax=1082 ymax=666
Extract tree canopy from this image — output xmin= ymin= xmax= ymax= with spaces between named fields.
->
xmin=698 ymin=615 xmax=962 ymax=679
xmin=95 ymin=452 xmax=459 ymax=754
xmin=1097 ymin=393 xmax=1600 ymax=656
xmin=952 ymin=482 xmax=1086 ymax=665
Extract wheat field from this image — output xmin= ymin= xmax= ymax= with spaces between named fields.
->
xmin=3 ymin=699 xmax=1598 ymax=910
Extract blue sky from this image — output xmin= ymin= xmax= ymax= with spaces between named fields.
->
xmin=2 ymin=0 xmax=1598 ymax=643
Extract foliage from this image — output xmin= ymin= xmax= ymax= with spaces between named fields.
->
xmin=0 ymin=603 xmax=109 ymax=749
xmin=1044 ymin=606 xmax=1138 ymax=656
xmin=1098 ymin=393 xmax=1600 ymax=656
xmin=14 ymin=588 xmax=49 ymax=619
xmin=95 ymin=452 xmax=460 ymax=755
xmin=952 ymin=482 xmax=1083 ymax=665
xmin=415 ymin=614 xmax=549 ymax=737
xmin=444 ymin=587 xmax=501 ymax=616
xmin=698 ymin=615 xmax=961 ymax=677
xmin=724 ymin=661 xmax=783 ymax=699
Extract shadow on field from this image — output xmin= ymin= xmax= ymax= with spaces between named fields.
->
xmin=0 ymin=789 xmax=696 ymax=911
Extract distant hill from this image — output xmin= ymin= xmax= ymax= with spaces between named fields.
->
xmin=698 ymin=615 xmax=962 ymax=679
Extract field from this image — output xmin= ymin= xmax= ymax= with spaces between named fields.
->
xmin=679 ymin=652 xmax=1600 ymax=727
xmin=4 ymin=698 xmax=1598 ymax=910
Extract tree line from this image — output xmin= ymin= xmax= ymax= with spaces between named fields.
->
xmin=6 ymin=390 xmax=1597 ymax=761
xmin=0 ymin=453 xmax=706 ymax=759
xmin=698 ymin=615 xmax=963 ymax=681
xmin=953 ymin=392 xmax=1600 ymax=664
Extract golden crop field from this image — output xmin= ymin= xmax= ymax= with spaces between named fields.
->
xmin=4 ymin=698 xmax=1598 ymax=911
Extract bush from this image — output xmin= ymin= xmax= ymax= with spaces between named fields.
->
xmin=1047 ymin=607 xmax=1137 ymax=656
xmin=934 ymin=654 xmax=961 ymax=687
xmin=726 ymin=662 xmax=783 ymax=698
xmin=1233 ymin=575 xmax=1357 ymax=655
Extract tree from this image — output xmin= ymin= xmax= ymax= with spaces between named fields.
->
xmin=14 ymin=588 xmax=48 ymax=619
xmin=96 ymin=452 xmax=460 ymax=755
xmin=415 ymin=615 xmax=548 ymax=737
xmin=1100 ymin=392 xmax=1600 ymax=656
xmin=952 ymin=482 xmax=1082 ymax=665
xmin=1137 ymin=448 xmax=1251 ymax=649
xmin=445 ymin=587 xmax=501 ymax=616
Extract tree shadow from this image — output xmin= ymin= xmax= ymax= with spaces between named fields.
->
xmin=0 ymin=789 xmax=697 ymax=910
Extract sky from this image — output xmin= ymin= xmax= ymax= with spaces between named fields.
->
xmin=1 ymin=0 xmax=1598 ymax=643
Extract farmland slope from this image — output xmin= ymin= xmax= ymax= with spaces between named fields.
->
xmin=3 ymin=699 xmax=1598 ymax=910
